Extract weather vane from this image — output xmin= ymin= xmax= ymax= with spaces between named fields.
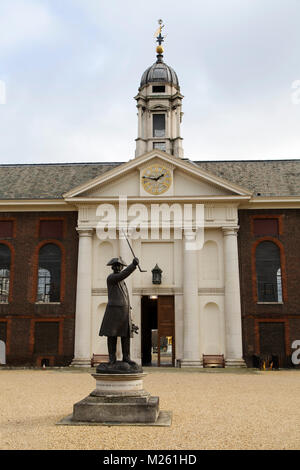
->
xmin=154 ymin=19 xmax=166 ymax=57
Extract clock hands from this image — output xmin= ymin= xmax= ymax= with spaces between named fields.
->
xmin=155 ymin=172 xmax=165 ymax=181
xmin=142 ymin=173 xmax=165 ymax=182
xmin=142 ymin=176 xmax=157 ymax=181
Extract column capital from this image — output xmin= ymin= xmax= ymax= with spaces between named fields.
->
xmin=76 ymin=227 xmax=94 ymax=237
xmin=222 ymin=226 xmax=239 ymax=236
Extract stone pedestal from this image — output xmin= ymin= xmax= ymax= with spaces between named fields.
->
xmin=58 ymin=371 xmax=172 ymax=426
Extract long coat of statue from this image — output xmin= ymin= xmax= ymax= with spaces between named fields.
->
xmin=99 ymin=262 xmax=137 ymax=338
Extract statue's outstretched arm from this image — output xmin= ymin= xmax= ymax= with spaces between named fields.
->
xmin=108 ymin=260 xmax=138 ymax=284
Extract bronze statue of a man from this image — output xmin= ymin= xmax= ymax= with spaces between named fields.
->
xmin=99 ymin=256 xmax=139 ymax=366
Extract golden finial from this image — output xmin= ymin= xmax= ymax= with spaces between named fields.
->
xmin=154 ymin=19 xmax=165 ymax=55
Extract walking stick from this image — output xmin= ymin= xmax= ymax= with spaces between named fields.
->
xmin=121 ymin=228 xmax=147 ymax=272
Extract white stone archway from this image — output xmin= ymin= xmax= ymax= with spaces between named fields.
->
xmin=0 ymin=340 xmax=6 ymax=364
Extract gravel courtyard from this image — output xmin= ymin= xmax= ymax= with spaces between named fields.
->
xmin=0 ymin=367 xmax=299 ymax=450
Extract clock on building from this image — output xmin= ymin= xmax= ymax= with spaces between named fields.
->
xmin=141 ymin=164 xmax=172 ymax=195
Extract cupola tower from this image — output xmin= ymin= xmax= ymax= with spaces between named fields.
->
xmin=135 ymin=20 xmax=184 ymax=158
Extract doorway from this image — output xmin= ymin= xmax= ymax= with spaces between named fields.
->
xmin=141 ymin=295 xmax=175 ymax=367
xmin=259 ymin=321 xmax=286 ymax=367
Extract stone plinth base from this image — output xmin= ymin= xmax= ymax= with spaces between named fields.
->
xmin=57 ymin=410 xmax=172 ymax=427
xmin=225 ymin=358 xmax=247 ymax=367
xmin=72 ymin=393 xmax=159 ymax=424
xmin=70 ymin=358 xmax=91 ymax=367
xmin=58 ymin=372 xmax=170 ymax=426
xmin=179 ymin=360 xmax=203 ymax=368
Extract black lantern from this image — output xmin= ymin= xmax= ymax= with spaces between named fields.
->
xmin=152 ymin=264 xmax=162 ymax=285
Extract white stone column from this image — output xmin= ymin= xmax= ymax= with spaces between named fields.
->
xmin=147 ymin=110 xmax=151 ymax=146
xmin=222 ymin=227 xmax=245 ymax=367
xmin=181 ymin=231 xmax=201 ymax=367
xmin=137 ymin=106 xmax=142 ymax=139
xmin=166 ymin=110 xmax=171 ymax=139
xmin=176 ymin=105 xmax=181 ymax=137
xmin=72 ymin=228 xmax=93 ymax=366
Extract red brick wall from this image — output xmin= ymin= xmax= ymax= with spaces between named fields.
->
xmin=0 ymin=211 xmax=78 ymax=366
xmin=238 ymin=209 xmax=300 ymax=367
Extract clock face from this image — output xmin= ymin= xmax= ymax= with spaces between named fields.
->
xmin=141 ymin=164 xmax=172 ymax=195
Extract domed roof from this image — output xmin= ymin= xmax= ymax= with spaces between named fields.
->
xmin=140 ymin=56 xmax=179 ymax=88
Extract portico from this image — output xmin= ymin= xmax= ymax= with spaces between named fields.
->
xmin=66 ymin=150 xmax=250 ymax=367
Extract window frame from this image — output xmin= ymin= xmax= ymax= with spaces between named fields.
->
xmin=152 ymin=113 xmax=166 ymax=138
xmin=0 ymin=241 xmax=14 ymax=303
xmin=32 ymin=240 xmax=65 ymax=304
xmin=152 ymin=85 xmax=166 ymax=93
xmin=153 ymin=141 xmax=166 ymax=152
xmin=252 ymin=237 xmax=287 ymax=304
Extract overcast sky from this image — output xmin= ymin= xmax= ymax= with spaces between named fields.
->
xmin=1 ymin=0 xmax=300 ymax=164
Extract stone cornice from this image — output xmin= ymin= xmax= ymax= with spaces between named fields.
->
xmin=64 ymin=195 xmax=251 ymax=204
xmin=91 ymin=287 xmax=225 ymax=296
xmin=0 ymin=199 xmax=75 ymax=212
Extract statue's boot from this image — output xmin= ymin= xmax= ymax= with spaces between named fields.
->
xmin=121 ymin=336 xmax=136 ymax=366
xmin=107 ymin=337 xmax=117 ymax=364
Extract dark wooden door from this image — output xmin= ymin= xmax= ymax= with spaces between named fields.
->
xmin=157 ymin=296 xmax=175 ymax=367
xmin=259 ymin=322 xmax=286 ymax=366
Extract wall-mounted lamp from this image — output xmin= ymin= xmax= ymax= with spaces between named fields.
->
xmin=152 ymin=264 xmax=162 ymax=285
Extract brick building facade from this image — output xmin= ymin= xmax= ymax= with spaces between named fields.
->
xmin=0 ymin=211 xmax=78 ymax=366
xmin=238 ymin=208 xmax=300 ymax=367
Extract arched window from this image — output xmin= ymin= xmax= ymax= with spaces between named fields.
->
xmin=256 ymin=241 xmax=283 ymax=302
xmin=37 ymin=244 xmax=61 ymax=302
xmin=0 ymin=244 xmax=11 ymax=303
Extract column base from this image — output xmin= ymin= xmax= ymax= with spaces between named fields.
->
xmin=225 ymin=358 xmax=247 ymax=368
xmin=70 ymin=358 xmax=91 ymax=367
xmin=179 ymin=360 xmax=203 ymax=368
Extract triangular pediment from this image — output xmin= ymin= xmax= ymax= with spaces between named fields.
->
xmin=63 ymin=150 xmax=252 ymax=200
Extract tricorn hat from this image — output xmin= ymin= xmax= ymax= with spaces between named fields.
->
xmin=107 ymin=257 xmax=127 ymax=267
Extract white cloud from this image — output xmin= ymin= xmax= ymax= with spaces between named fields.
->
xmin=184 ymin=91 xmax=300 ymax=160
xmin=1 ymin=0 xmax=300 ymax=164
xmin=0 ymin=0 xmax=62 ymax=52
